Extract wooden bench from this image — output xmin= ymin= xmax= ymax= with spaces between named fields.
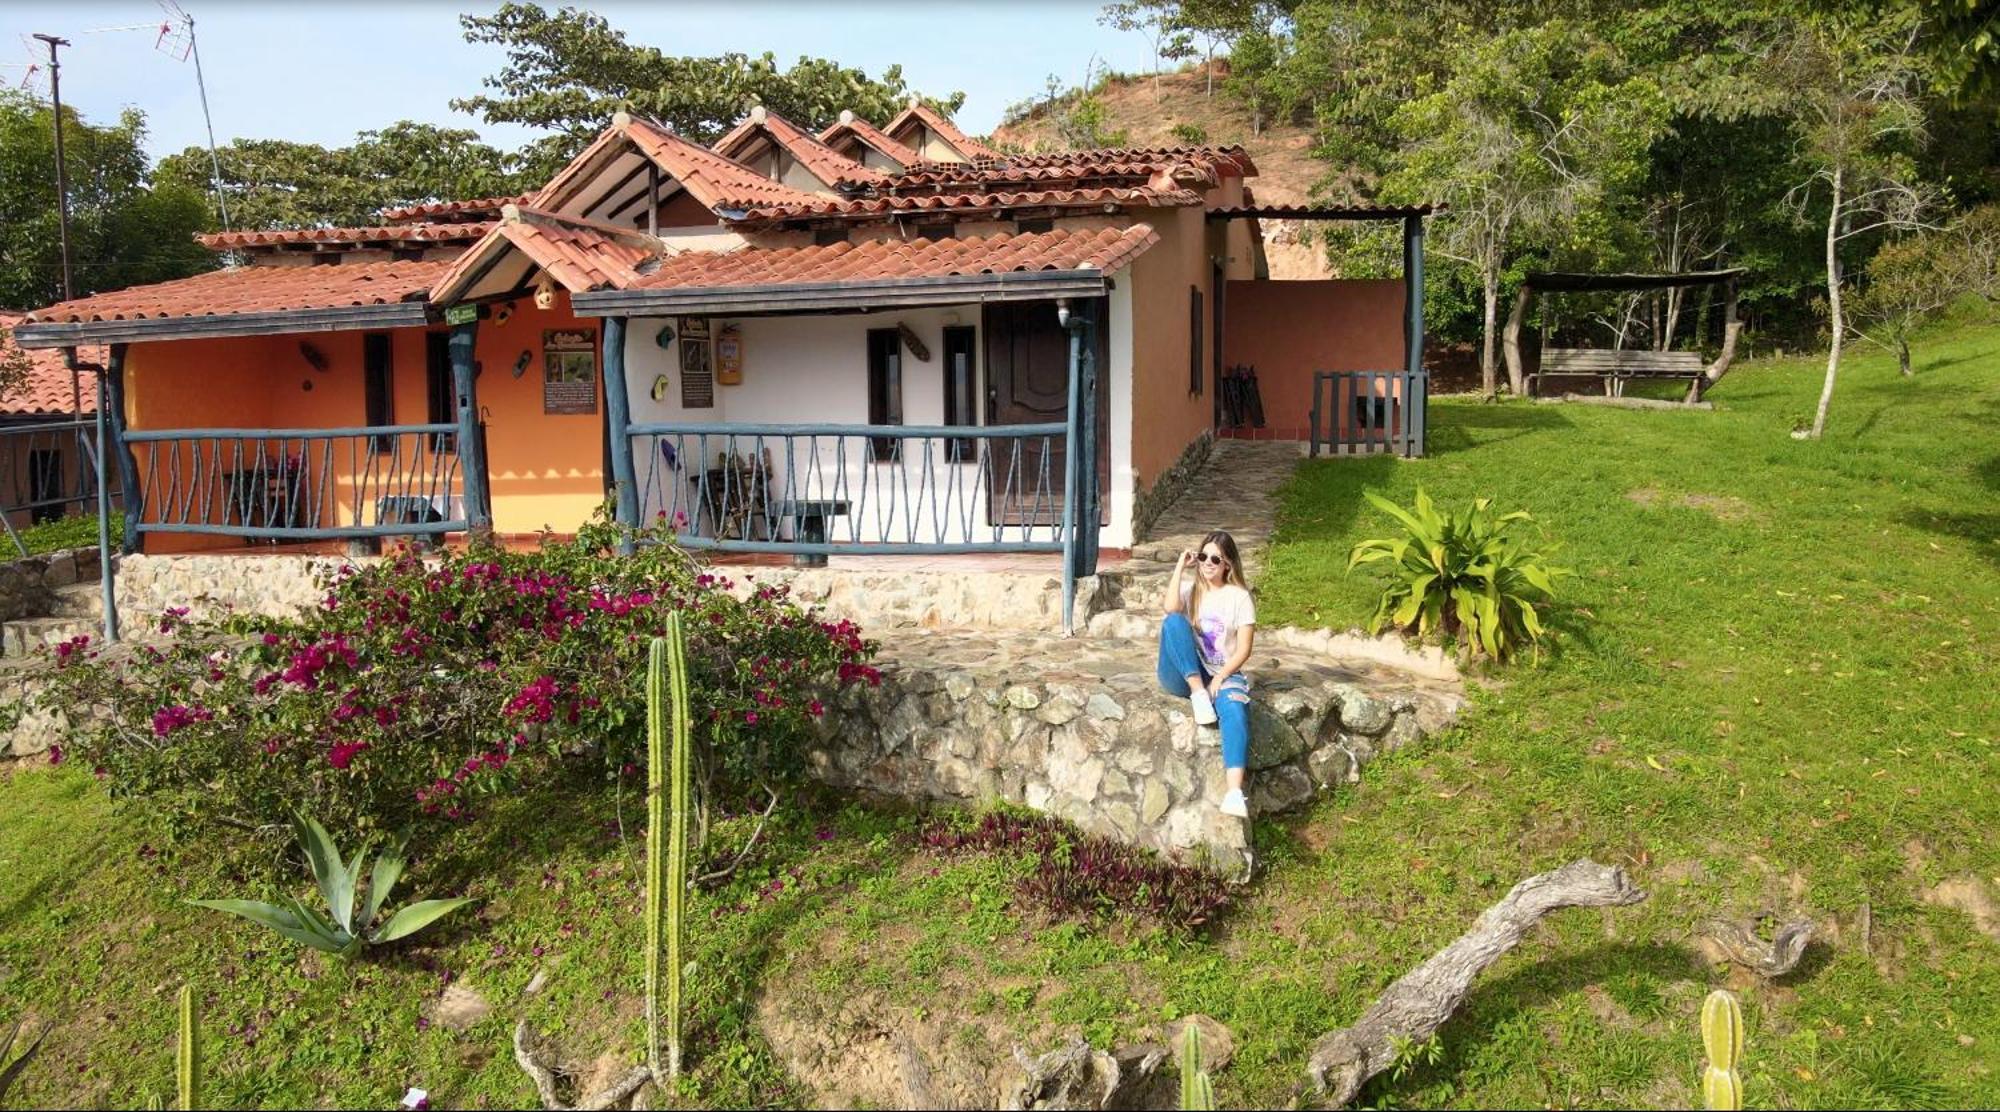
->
xmin=1534 ymin=348 xmax=1706 ymax=398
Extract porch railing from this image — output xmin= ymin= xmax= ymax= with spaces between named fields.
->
xmin=0 ymin=419 xmax=122 ymax=555
xmin=1309 ymin=370 xmax=1428 ymax=459
xmin=123 ymin=425 xmax=467 ymax=540
xmin=624 ymin=422 xmax=1076 ymax=555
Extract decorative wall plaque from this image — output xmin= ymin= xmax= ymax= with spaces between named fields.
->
xmin=542 ymin=328 xmax=599 ymax=415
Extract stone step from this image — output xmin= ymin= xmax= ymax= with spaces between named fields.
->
xmin=812 ymin=628 xmax=1464 ymax=874
xmin=1 ymin=615 xmax=95 ymax=658
xmin=50 ymin=582 xmax=104 ymax=620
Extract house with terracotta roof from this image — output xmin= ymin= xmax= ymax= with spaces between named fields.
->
xmin=11 ymin=101 xmax=1429 ymax=611
xmin=0 ymin=315 xmax=114 ymax=537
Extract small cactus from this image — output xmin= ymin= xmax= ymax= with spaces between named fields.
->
xmin=644 ymin=618 xmax=694 ymax=1084
xmin=1179 ymin=1021 xmax=1216 ymax=1111
xmin=177 ymin=985 xmax=200 ymax=1111
xmin=1701 ymin=989 xmax=1744 ymax=1111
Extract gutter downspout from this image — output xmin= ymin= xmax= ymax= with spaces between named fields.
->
xmin=61 ymin=346 xmax=118 ymax=644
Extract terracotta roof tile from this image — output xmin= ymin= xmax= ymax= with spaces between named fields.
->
xmin=712 ymin=108 xmax=886 ymax=189
xmin=628 ymin=224 xmax=1158 ymax=291
xmin=882 ymin=102 xmax=1004 ymax=162
xmin=195 ymin=223 xmax=494 ymax=250
xmin=818 ymin=111 xmax=922 ymax=170
xmin=431 ymin=206 xmax=660 ymax=303
xmin=538 ymin=118 xmax=823 ymax=219
xmin=380 ymin=195 xmax=533 ymax=223
xmin=0 ymin=313 xmax=97 ymax=416
xmin=734 ymin=185 xmax=1201 ymax=224
xmin=22 ymin=260 xmax=447 ymax=325
xmin=881 ymin=146 xmax=1255 ymax=191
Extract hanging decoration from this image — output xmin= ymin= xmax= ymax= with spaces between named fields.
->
xmin=655 ymin=325 xmax=676 ymax=348
xmin=533 ymin=273 xmax=557 ymax=311
xmin=298 ymin=341 xmax=329 ymax=372
xmin=513 ymin=350 xmax=533 ymax=378
xmin=896 ymin=322 xmax=930 ymax=363
xmin=650 ymin=374 xmax=671 ymax=402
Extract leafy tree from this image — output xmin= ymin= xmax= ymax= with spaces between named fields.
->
xmin=0 ymin=92 xmax=210 ymax=311
xmin=1378 ymin=22 xmax=1668 ymax=397
xmin=0 ymin=325 xmax=29 ymax=399
xmin=1770 ymin=6 xmax=1941 ymax=438
xmin=455 ymin=3 xmax=965 ymax=181
xmin=1851 ymin=231 xmax=1959 ymax=374
xmin=156 ymin=122 xmax=529 ymax=231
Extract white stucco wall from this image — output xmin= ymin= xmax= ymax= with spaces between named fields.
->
xmin=619 ymin=302 xmax=1134 ymax=551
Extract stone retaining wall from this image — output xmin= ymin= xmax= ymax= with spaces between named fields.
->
xmin=0 ymin=548 xmax=98 ymax=622
xmin=809 ymin=632 xmax=1461 ymax=873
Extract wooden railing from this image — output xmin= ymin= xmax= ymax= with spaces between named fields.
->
xmin=0 ymin=419 xmax=122 ymax=554
xmin=1309 ymin=370 xmax=1428 ymax=459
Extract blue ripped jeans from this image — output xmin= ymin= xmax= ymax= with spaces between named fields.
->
xmin=1157 ymin=612 xmax=1250 ymax=770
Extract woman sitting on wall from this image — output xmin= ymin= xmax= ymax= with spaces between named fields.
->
xmin=1158 ymin=530 xmax=1256 ymax=818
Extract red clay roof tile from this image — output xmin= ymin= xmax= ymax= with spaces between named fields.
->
xmin=627 ymin=224 xmax=1158 ymax=291
xmin=430 ymin=206 xmax=660 ymax=303
xmin=0 ymin=313 xmax=97 ymax=416
xmin=818 ymin=111 xmax=922 ymax=169
xmin=21 ymin=260 xmax=447 ymax=325
xmin=712 ymin=108 xmax=887 ymax=189
xmin=734 ymin=185 xmax=1201 ymax=224
xmin=380 ymin=195 xmax=533 ymax=223
xmin=195 ymin=223 xmax=494 ymax=250
xmin=882 ymin=102 xmax=1004 ymax=162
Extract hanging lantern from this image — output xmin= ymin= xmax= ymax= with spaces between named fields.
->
xmin=533 ymin=273 xmax=557 ymax=311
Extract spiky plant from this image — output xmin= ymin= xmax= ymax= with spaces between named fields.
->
xmin=1179 ymin=1022 xmax=1216 ymax=1111
xmin=645 ymin=617 xmax=694 ymax=1084
xmin=1701 ymin=989 xmax=1745 ymax=1110
xmin=0 ymin=1017 xmax=51 ymax=1104
xmin=177 ymin=985 xmax=199 ymax=1111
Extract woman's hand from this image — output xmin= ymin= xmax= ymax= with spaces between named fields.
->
xmin=1206 ymin=674 xmax=1226 ymax=699
xmin=1177 ymin=549 xmax=1196 ymax=568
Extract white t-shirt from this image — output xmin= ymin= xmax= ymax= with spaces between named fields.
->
xmin=1181 ymin=580 xmax=1256 ymax=675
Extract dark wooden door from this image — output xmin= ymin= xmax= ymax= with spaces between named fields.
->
xmin=983 ymin=299 xmax=1108 ymax=526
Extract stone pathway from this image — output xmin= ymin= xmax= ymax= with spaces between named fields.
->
xmin=1121 ymin=439 xmax=1303 ymax=575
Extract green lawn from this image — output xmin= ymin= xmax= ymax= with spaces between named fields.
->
xmin=2 ymin=318 xmax=1995 ymax=1109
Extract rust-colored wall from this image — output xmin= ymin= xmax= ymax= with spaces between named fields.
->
xmin=121 ymin=294 xmax=607 ymax=552
xmin=1221 ymin=279 xmax=1406 ymax=439
xmin=1126 ymin=204 xmax=1217 ymax=488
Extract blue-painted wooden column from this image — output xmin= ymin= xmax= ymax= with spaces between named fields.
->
xmin=1075 ymin=301 xmax=1101 ymax=577
xmin=94 ymin=347 xmax=122 ymax=643
xmin=601 ymin=315 xmax=639 ymax=554
xmin=1060 ymin=302 xmax=1082 ymax=636
xmin=449 ymin=319 xmax=493 ymax=541
xmin=103 ymin=343 xmax=140 ymax=556
xmin=1404 ymin=214 xmax=1428 ymax=458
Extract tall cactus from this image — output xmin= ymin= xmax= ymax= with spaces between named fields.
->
xmin=644 ymin=617 xmax=694 ymax=1085
xmin=1701 ymin=989 xmax=1744 ymax=1111
xmin=1179 ymin=1022 xmax=1216 ymax=1111
xmin=177 ymin=984 xmax=199 ymax=1111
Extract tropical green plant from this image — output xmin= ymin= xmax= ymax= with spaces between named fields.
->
xmin=177 ymin=985 xmax=199 ymax=1112
xmin=0 ymin=1017 xmax=50 ymax=1103
xmin=1179 ymin=1021 xmax=1216 ymax=1111
xmin=1348 ymin=489 xmax=1571 ymax=661
xmin=1701 ymin=989 xmax=1745 ymax=1110
xmin=645 ymin=619 xmax=694 ymax=1083
xmin=187 ymin=814 xmax=474 ymax=956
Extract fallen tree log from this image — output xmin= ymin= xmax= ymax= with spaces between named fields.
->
xmin=1534 ymin=393 xmax=1714 ymax=411
xmin=1305 ymin=860 xmax=1647 ymax=1107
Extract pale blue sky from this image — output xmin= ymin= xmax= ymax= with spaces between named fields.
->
xmin=0 ymin=1 xmax=1148 ymax=159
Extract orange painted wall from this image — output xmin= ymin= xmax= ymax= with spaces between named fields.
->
xmin=1221 ymin=280 xmax=1407 ymax=438
xmin=122 ymin=294 xmax=607 ymax=552
xmin=1126 ymin=204 xmax=1218 ymax=488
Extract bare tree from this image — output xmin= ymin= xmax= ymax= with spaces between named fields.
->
xmin=1772 ymin=11 xmax=1939 ymax=438
xmin=1100 ymin=1 xmax=1191 ymax=103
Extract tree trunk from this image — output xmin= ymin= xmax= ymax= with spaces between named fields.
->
xmin=1898 ymin=337 xmax=1912 ymax=376
xmin=1502 ymin=283 xmax=1532 ymax=397
xmin=1305 ymin=861 xmax=1648 ymax=1107
xmin=1480 ymin=268 xmax=1500 ymax=400
xmin=1660 ymin=286 xmax=1684 ymax=352
xmin=1697 ymin=278 xmax=1742 ymax=400
xmin=1809 ymin=167 xmax=1844 ymax=440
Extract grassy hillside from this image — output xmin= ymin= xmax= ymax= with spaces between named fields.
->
xmin=2 ymin=318 xmax=1996 ymax=1108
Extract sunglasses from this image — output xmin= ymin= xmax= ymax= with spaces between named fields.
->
xmin=1196 ymin=553 xmax=1227 ymax=566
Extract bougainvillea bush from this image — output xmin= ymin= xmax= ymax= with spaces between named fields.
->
xmin=20 ymin=516 xmax=879 ymax=865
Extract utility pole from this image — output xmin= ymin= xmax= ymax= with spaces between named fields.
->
xmin=31 ymin=33 xmax=84 ymax=430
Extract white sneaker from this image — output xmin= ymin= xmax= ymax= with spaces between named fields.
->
xmin=1189 ymin=687 xmax=1218 ymax=726
xmin=1220 ymin=789 xmax=1249 ymax=818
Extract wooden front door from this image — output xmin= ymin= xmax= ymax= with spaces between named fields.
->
xmin=983 ymin=299 xmax=1108 ymax=526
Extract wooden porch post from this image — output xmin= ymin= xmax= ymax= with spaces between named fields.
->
xmin=1404 ymin=214 xmax=1425 ymax=375
xmin=94 ymin=347 xmax=122 ymax=643
xmin=448 ymin=318 xmax=493 ymax=542
xmin=601 ymin=315 xmax=640 ymax=554
xmin=1060 ymin=301 xmax=1082 ymax=637
xmin=1076 ymin=301 xmax=1101 ymax=576
xmin=103 ymin=343 xmax=140 ymax=555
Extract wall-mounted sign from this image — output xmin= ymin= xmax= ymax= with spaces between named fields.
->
xmin=444 ymin=303 xmax=478 ymax=326
xmin=680 ymin=338 xmax=714 ymax=409
xmin=678 ymin=316 xmax=710 ymax=341
xmin=716 ymin=324 xmax=743 ymax=385
xmin=542 ymin=328 xmax=599 ymax=415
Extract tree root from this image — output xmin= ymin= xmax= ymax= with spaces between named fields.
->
xmin=513 ymin=1020 xmax=653 ymax=1111
xmin=1698 ymin=915 xmax=1814 ymax=978
xmin=1305 ymin=859 xmax=1647 ymax=1107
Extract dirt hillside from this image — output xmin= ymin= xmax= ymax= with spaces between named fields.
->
xmin=991 ymin=65 xmax=1333 ymax=278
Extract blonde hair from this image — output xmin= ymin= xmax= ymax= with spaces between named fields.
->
xmin=1188 ymin=530 xmax=1249 ymax=618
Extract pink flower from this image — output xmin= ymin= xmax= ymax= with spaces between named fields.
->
xmin=328 ymin=740 xmax=371 ymax=770
xmin=744 ymin=711 xmax=759 ymax=725
xmin=151 ymin=704 xmax=214 ymax=737
xmin=46 ymin=745 xmax=63 ymax=766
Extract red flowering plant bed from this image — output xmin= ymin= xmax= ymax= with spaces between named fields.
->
xmin=16 ymin=513 xmax=880 ymax=871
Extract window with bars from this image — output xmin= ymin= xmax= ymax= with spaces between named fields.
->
xmin=942 ymin=325 xmax=977 ymax=461
xmin=866 ymin=328 xmax=903 ymax=462
xmin=364 ymin=333 xmax=394 ymax=450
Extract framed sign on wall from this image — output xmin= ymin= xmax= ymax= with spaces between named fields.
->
xmin=542 ymin=328 xmax=599 ymax=415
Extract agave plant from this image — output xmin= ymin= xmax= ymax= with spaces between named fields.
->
xmin=188 ymin=814 xmax=474 ymax=956
xmin=1348 ymin=488 xmax=1572 ymax=661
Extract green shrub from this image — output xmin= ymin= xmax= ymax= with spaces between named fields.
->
xmin=13 ymin=512 xmax=120 ymax=555
xmin=17 ymin=514 xmax=879 ymax=864
xmin=1169 ymin=122 xmax=1209 ymax=145
xmin=188 ymin=813 xmax=473 ymax=955
xmin=1348 ymin=489 xmax=1571 ymax=661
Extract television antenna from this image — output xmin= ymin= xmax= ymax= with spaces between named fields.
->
xmin=81 ymin=2 xmax=231 ymax=232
